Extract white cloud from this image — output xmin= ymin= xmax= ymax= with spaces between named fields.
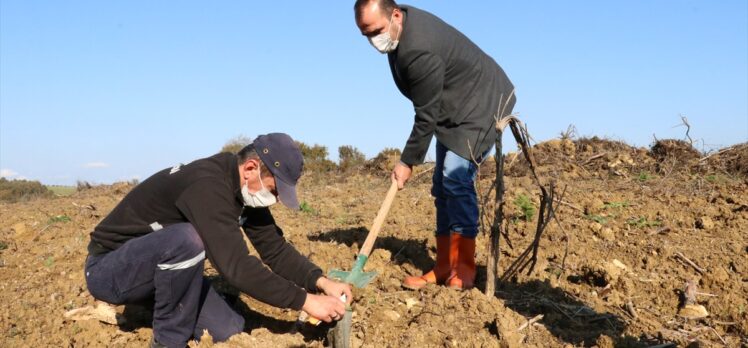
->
xmin=83 ymin=162 xmax=110 ymax=168
xmin=0 ymin=169 xmax=18 ymax=178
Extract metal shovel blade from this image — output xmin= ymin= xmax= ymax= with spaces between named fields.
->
xmin=328 ymin=255 xmax=377 ymax=288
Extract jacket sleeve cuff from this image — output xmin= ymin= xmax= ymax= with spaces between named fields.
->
xmin=289 ymin=287 xmax=308 ymax=311
xmin=400 ymin=152 xmax=423 ymax=166
xmin=304 ymin=268 xmax=324 ymax=293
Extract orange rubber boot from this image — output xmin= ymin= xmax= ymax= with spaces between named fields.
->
xmin=403 ymin=235 xmax=452 ymax=289
xmin=447 ymin=234 xmax=476 ymax=290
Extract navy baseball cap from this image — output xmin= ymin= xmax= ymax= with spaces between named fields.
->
xmin=253 ymin=133 xmax=304 ymax=210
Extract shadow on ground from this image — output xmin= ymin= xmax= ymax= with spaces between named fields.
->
xmin=208 ymin=275 xmax=331 ymax=344
xmin=308 ymin=227 xmax=433 ymax=270
xmin=478 ymin=263 xmax=658 ymax=347
xmin=309 ymin=227 xmax=659 ymax=347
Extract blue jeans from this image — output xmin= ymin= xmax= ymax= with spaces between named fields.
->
xmin=431 ymin=142 xmax=488 ymax=239
xmin=85 ymin=223 xmax=244 ymax=347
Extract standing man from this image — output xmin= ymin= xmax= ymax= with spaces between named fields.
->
xmin=354 ymin=1 xmax=516 ymax=290
xmin=84 ymin=133 xmax=352 ymax=348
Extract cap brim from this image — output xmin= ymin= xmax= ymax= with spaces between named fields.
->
xmin=275 ymin=177 xmax=299 ymax=210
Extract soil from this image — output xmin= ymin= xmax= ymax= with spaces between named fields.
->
xmin=1 ymin=138 xmax=746 ymax=347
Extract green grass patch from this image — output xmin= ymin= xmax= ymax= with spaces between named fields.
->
xmin=43 ymin=256 xmax=55 ymax=267
xmin=704 ymin=173 xmax=731 ymax=184
xmin=513 ymin=194 xmax=536 ymax=221
xmin=626 ymin=217 xmax=662 ymax=228
xmin=603 ymin=201 xmax=630 ymax=209
xmin=0 ymin=241 xmax=7 ymax=251
xmin=47 ymin=215 xmax=71 ymax=224
xmin=7 ymin=326 xmax=21 ymax=338
xmin=299 ymin=201 xmax=317 ymax=215
xmin=584 ymin=214 xmax=609 ymax=225
xmin=47 ymin=185 xmax=77 ymax=196
xmin=71 ymin=323 xmax=82 ymax=335
xmin=637 ymin=171 xmax=653 ymax=182
xmin=64 ymin=301 xmax=76 ymax=311
xmin=546 ymin=265 xmax=563 ymax=279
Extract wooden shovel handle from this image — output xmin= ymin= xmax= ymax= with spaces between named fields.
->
xmin=358 ymin=180 xmax=398 ymax=257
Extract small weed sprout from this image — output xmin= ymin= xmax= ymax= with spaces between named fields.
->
xmin=585 ymin=214 xmax=609 ymax=225
xmin=299 ymin=201 xmax=317 ymax=215
xmin=64 ymin=301 xmax=76 ymax=311
xmin=43 ymin=256 xmax=55 ymax=267
xmin=513 ymin=194 xmax=536 ymax=221
xmin=637 ymin=171 xmax=653 ymax=182
xmin=48 ymin=215 xmax=71 ymax=224
xmin=603 ymin=201 xmax=630 ymax=209
xmin=626 ymin=217 xmax=662 ymax=228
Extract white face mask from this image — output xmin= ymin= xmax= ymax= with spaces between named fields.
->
xmin=241 ymin=167 xmax=278 ymax=208
xmin=368 ymin=14 xmax=400 ymax=54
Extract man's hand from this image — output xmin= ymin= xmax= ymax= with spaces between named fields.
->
xmin=391 ymin=162 xmax=413 ymax=190
xmin=302 ymin=293 xmax=346 ymax=323
xmin=316 ymin=276 xmax=353 ymax=305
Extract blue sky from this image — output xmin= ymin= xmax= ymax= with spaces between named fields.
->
xmin=1 ymin=1 xmax=746 ymax=185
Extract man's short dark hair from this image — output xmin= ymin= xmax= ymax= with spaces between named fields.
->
xmin=237 ymin=144 xmax=271 ymax=177
xmin=354 ymin=0 xmax=398 ymax=18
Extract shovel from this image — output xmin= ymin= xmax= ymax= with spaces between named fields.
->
xmin=297 ymin=181 xmax=399 ymax=330
xmin=328 ymin=180 xmax=398 ymax=348
xmin=328 ymin=179 xmax=399 ymax=288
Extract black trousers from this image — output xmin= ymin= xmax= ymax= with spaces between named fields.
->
xmin=85 ymin=223 xmax=244 ymax=347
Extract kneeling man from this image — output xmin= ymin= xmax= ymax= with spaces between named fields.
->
xmin=84 ymin=133 xmax=352 ymax=347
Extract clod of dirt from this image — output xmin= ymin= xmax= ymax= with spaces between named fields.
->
xmin=536 ymin=139 xmax=576 ymax=158
xmin=575 ymin=260 xmax=626 ymax=287
xmin=404 ymin=297 xmax=419 ymax=310
xmin=611 ymin=259 xmax=628 ymax=271
xmin=201 ymin=329 xmax=307 ymax=347
xmin=605 ymin=153 xmax=635 ymax=172
xmin=598 ymin=227 xmax=616 ymax=241
xmin=594 ymin=334 xmax=615 ymax=348
xmin=695 ymin=216 xmax=715 ymax=230
xmin=490 ymin=318 xmax=524 ymax=348
xmin=584 ymin=198 xmax=606 ymax=215
xmin=189 ymin=330 xmax=213 ymax=347
xmin=382 ymin=309 xmax=401 ymax=321
xmin=701 ymin=266 xmax=730 ymax=289
xmin=677 ymin=304 xmax=709 ymax=319
xmin=63 ymin=302 xmax=119 ymax=325
xmin=12 ymin=222 xmax=36 ymax=243
xmin=12 ymin=222 xmax=26 ymax=236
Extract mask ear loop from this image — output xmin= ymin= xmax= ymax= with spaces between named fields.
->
xmin=245 ymin=160 xmax=265 ymax=195
xmin=391 ymin=14 xmax=401 ymax=41
xmin=387 ymin=14 xmax=395 ymax=39
xmin=257 ymin=161 xmax=267 ymax=191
